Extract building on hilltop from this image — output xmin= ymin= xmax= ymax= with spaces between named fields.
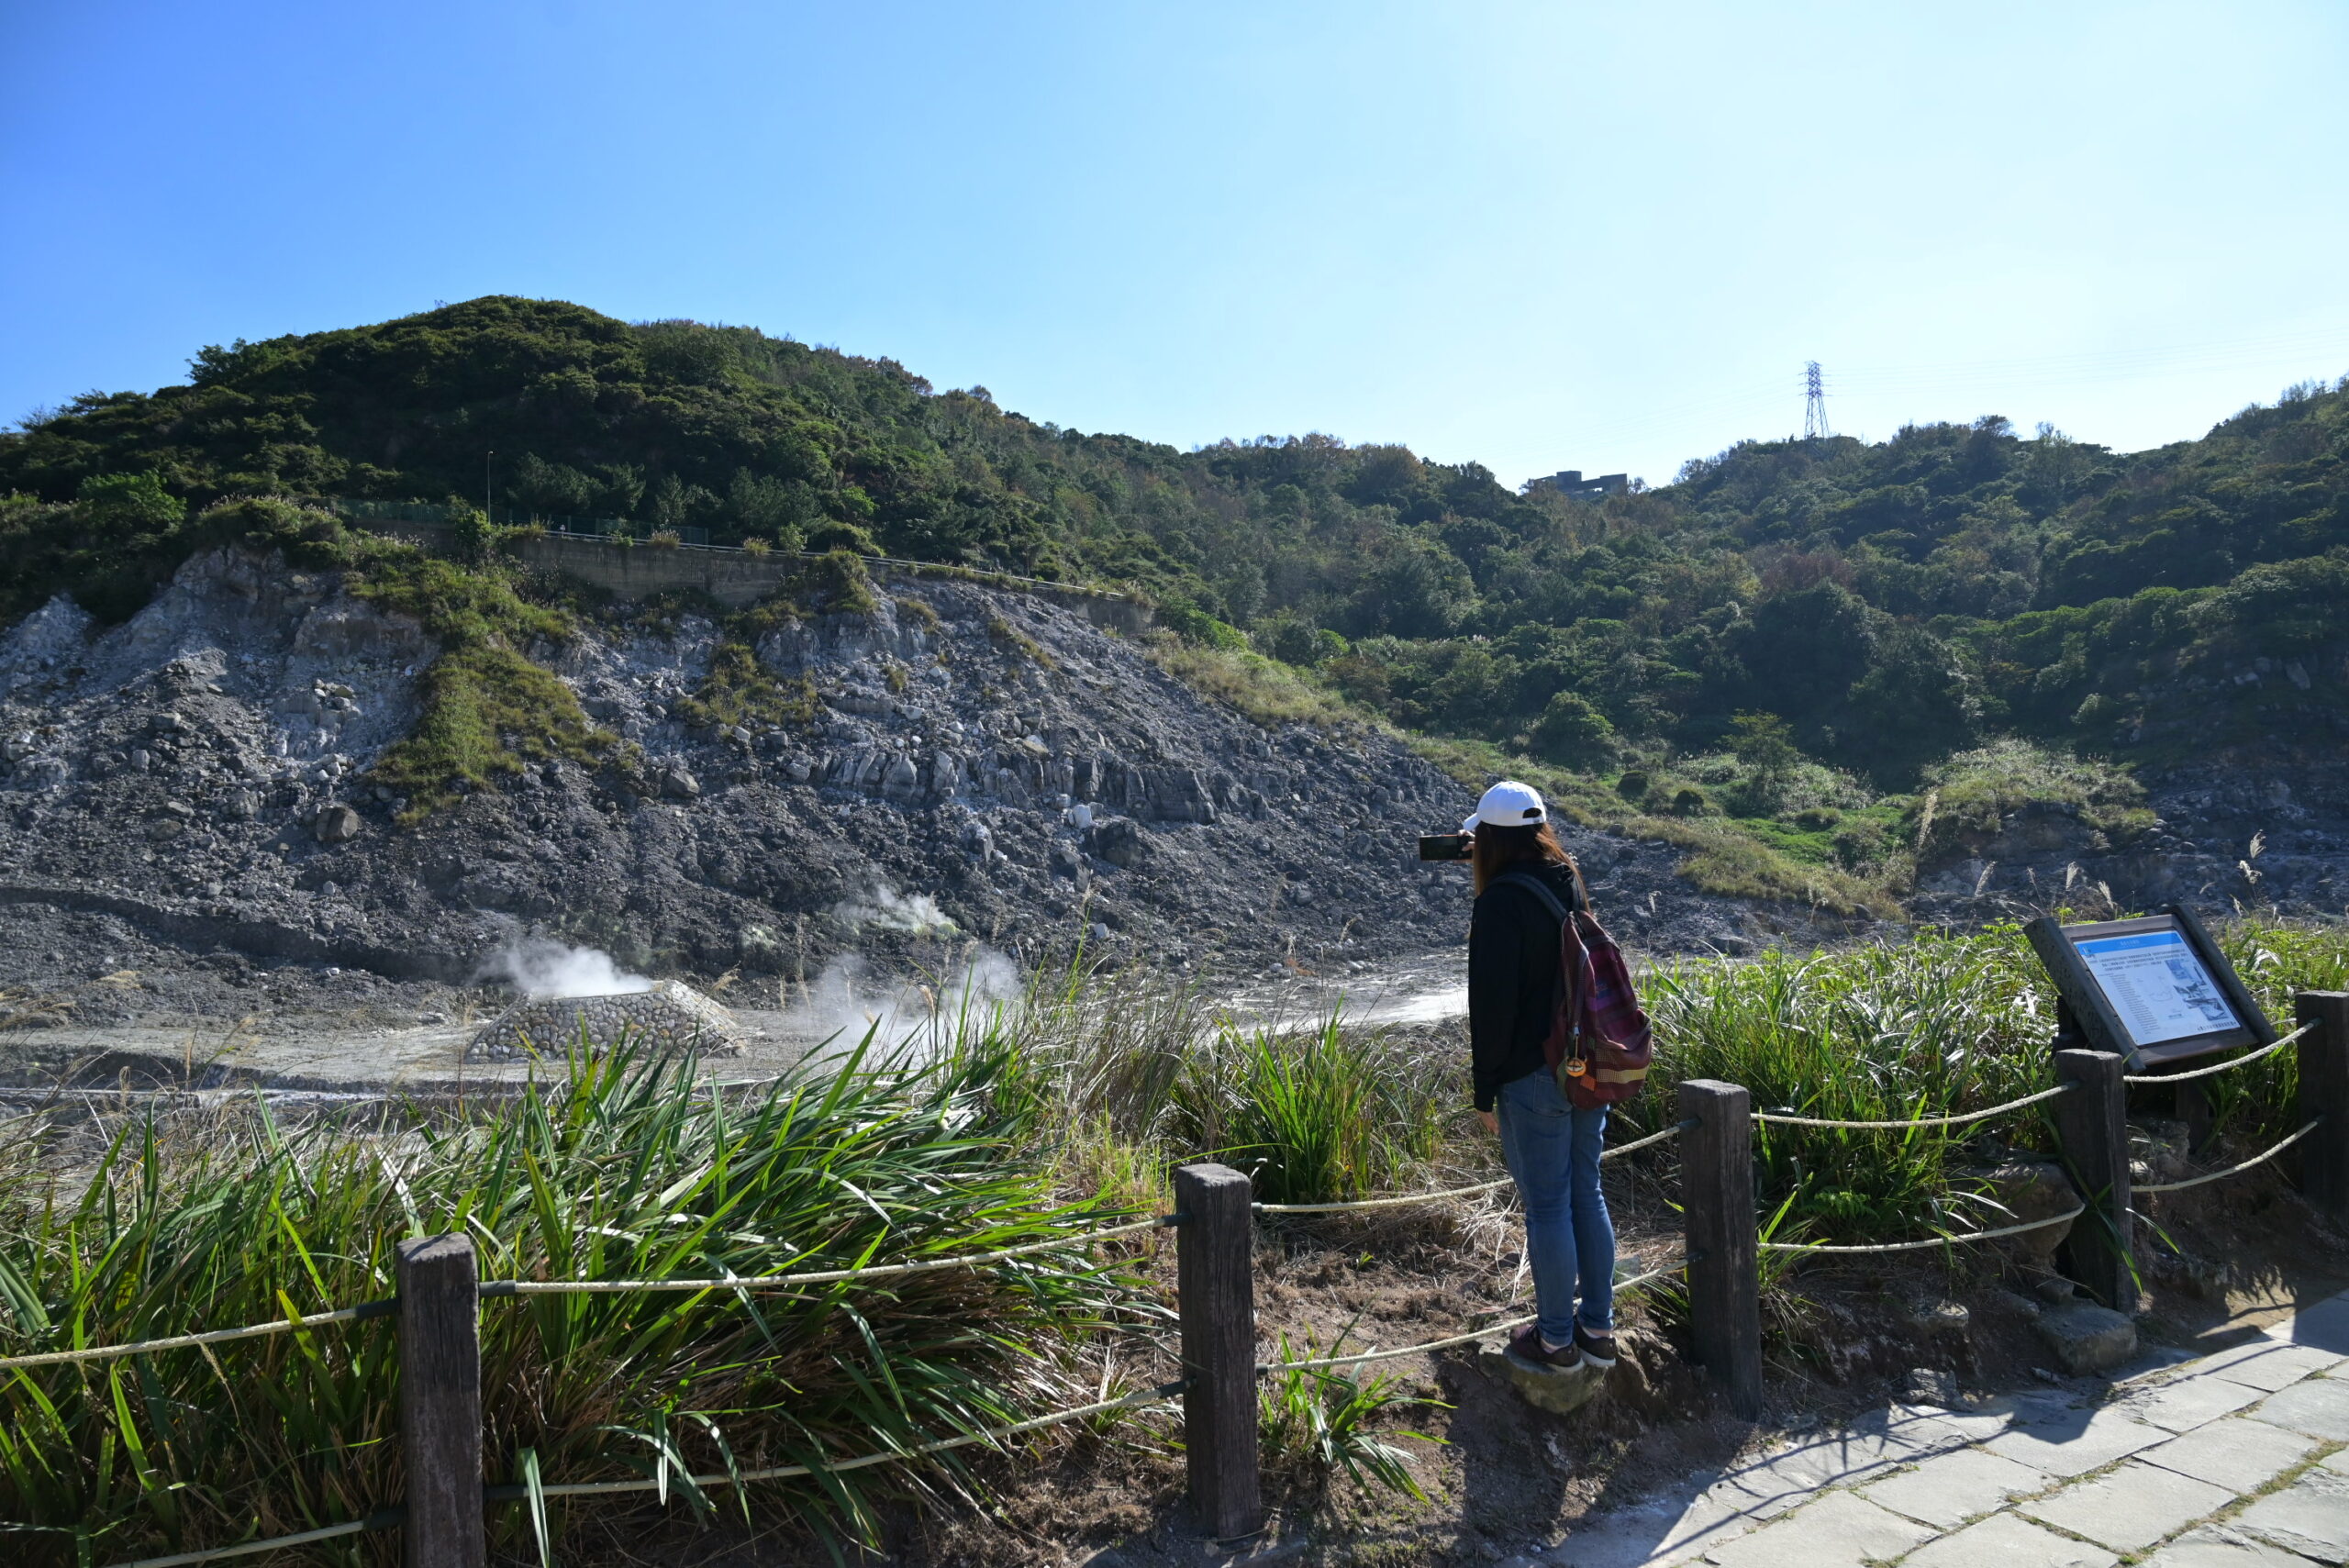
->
xmin=1529 ymin=469 xmax=1629 ymax=499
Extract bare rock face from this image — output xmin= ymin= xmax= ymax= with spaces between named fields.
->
xmin=468 ymin=979 xmax=745 ymax=1062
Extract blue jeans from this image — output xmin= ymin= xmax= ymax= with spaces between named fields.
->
xmin=1497 ymin=1068 xmax=1615 ymax=1342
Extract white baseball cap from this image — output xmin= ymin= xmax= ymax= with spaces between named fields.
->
xmin=1463 ymin=780 xmax=1547 ymax=833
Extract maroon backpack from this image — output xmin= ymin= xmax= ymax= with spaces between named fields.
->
xmin=1496 ymin=870 xmax=1654 ymax=1109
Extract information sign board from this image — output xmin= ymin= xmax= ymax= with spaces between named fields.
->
xmin=2024 ymin=905 xmax=2273 ymax=1069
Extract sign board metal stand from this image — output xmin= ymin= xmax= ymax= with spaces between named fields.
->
xmin=2025 ymin=903 xmax=2276 ymax=1073
xmin=2026 ymin=903 xmax=2277 ymax=1306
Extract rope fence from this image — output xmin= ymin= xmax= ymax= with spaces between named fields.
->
xmin=481 ymin=1215 xmax=1175 ymax=1296
xmin=0 ymin=1298 xmax=394 ymax=1372
xmin=1255 ymin=1259 xmax=1686 ymax=1373
xmin=1752 ymin=1083 xmax=2075 ymax=1130
xmin=110 ymin=1511 xmax=402 ymax=1568
xmin=2123 ymin=1023 xmax=2310 ymax=1084
xmin=481 ymin=1377 xmax=1190 ymax=1501
xmin=95 ymin=1381 xmax=1193 ymax=1568
xmin=2135 ymin=1119 xmax=2322 ymax=1195
xmin=1251 ymin=1118 xmax=1694 ymax=1215
xmin=1758 ymin=1205 xmax=2087 ymax=1256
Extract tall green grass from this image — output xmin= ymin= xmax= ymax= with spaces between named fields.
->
xmin=965 ymin=961 xmax=1457 ymax=1208
xmin=1645 ymin=917 xmax=2349 ymax=1240
xmin=0 ymin=1040 xmax=1156 ymax=1564
xmin=1169 ymin=1018 xmax=1453 ymax=1207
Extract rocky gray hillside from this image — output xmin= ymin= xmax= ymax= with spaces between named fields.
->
xmin=1909 ymin=761 xmax=2349 ymax=925
xmin=0 ymin=547 xmax=1770 ymax=1026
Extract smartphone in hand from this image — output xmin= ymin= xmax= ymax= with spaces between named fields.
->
xmin=1418 ymin=832 xmax=1473 ymax=862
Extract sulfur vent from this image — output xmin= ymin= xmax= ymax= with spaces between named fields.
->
xmin=468 ymin=978 xmax=745 ymax=1062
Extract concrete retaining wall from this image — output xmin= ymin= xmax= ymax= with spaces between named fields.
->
xmin=362 ymin=522 xmax=1153 ymax=634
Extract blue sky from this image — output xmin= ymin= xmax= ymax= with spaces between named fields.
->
xmin=5 ymin=2 xmax=2346 ymax=488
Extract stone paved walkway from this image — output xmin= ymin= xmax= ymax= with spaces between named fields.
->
xmin=1520 ymin=1289 xmax=2349 ymax=1566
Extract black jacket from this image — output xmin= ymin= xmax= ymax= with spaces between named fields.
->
xmin=1468 ymin=860 xmax=1587 ymax=1111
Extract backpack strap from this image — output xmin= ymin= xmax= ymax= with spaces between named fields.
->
xmin=1494 ymin=867 xmax=1572 ymax=923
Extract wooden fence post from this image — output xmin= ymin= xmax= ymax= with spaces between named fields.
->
xmin=2053 ymin=1050 xmax=2136 ymax=1315
xmin=1174 ymin=1162 xmax=1261 ymax=1540
xmin=1678 ymin=1079 xmax=1762 ymax=1419
xmin=397 ymin=1235 xmax=484 ymax=1568
xmin=2296 ymin=992 xmax=2349 ymax=1225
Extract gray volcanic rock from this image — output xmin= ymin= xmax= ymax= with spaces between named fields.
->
xmin=469 ymin=980 xmax=744 ymax=1062
xmin=0 ymin=545 xmax=1838 ymax=1018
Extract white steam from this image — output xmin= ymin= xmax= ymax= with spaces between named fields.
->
xmin=481 ymin=937 xmax=654 ymax=999
xmin=831 ymin=884 xmax=959 ymax=936
xmin=783 ymin=946 xmax=1022 ymax=1053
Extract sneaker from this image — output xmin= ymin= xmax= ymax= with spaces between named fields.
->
xmin=1507 ymin=1323 xmax=1585 ymax=1372
xmin=1573 ymin=1323 xmax=1618 ymax=1369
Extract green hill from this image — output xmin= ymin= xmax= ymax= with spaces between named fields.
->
xmin=5 ymin=295 xmax=2344 ymax=813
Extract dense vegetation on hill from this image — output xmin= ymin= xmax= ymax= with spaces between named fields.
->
xmin=4 ymin=295 xmax=2343 ymax=843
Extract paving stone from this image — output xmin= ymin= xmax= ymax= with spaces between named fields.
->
xmin=2328 ymin=1448 xmax=2349 ymax=1476
xmin=2198 ymin=1339 xmax=2346 ymax=1392
xmin=1883 ymin=1398 xmax=2019 ymax=1446
xmin=2254 ymin=1374 xmax=2349 ymax=1441
xmin=2266 ymin=1295 xmax=2349 ymax=1357
xmin=1698 ymin=1491 xmax=1934 ymax=1566
xmin=1985 ymin=1407 xmax=2170 ymax=1477
xmin=2018 ymin=1460 xmax=2237 ymax=1554
xmin=2137 ymin=1417 xmax=2322 ymax=1493
xmin=2114 ymin=1372 xmax=2269 ymax=1432
xmin=1542 ymin=1488 xmax=1758 ymax=1567
xmin=1899 ymin=1511 xmax=2120 ymax=1568
xmin=2231 ymin=1465 xmax=2349 ymax=1562
xmin=1858 ymin=1445 xmax=2050 ymax=1529
xmin=1697 ymin=1411 xmax=1964 ymax=1526
xmin=2140 ymin=1525 xmax=2322 ymax=1566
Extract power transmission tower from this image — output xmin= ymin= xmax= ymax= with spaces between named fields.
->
xmin=1803 ymin=361 xmax=1831 ymax=440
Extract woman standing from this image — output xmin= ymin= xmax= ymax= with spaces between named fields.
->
xmin=1464 ymin=780 xmax=1618 ymax=1373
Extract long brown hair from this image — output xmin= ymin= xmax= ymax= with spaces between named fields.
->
xmin=1472 ymin=819 xmax=1585 ymax=900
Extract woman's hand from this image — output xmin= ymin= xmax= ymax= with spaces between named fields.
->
xmin=1476 ymin=1108 xmax=1498 ymax=1136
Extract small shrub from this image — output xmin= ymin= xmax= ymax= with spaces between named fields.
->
xmin=1158 ymin=601 xmax=1249 ymax=651
xmin=1616 ymin=770 xmax=1650 ymax=803
xmin=674 ymin=643 xmax=818 ymax=732
xmin=447 ymin=501 xmax=500 ymax=561
xmin=1528 ymin=691 xmax=1617 ymax=764
xmin=801 ymin=549 xmax=879 ymax=615
xmin=75 ymin=470 xmax=184 ymax=530
xmin=807 ymin=519 xmax=881 ymax=556
xmin=647 ymin=528 xmax=683 ymax=550
xmin=895 ymin=595 xmax=941 ymax=632
xmin=741 ymin=537 xmax=772 ymax=557
xmin=1792 ymin=807 xmax=1841 ymax=829
xmin=1671 ymin=786 xmax=1709 ymax=814
xmin=1260 ymin=1338 xmax=1445 ymax=1500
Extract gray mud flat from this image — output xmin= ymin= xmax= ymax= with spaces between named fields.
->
xmin=0 ymin=1006 xmax=822 ymax=1100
